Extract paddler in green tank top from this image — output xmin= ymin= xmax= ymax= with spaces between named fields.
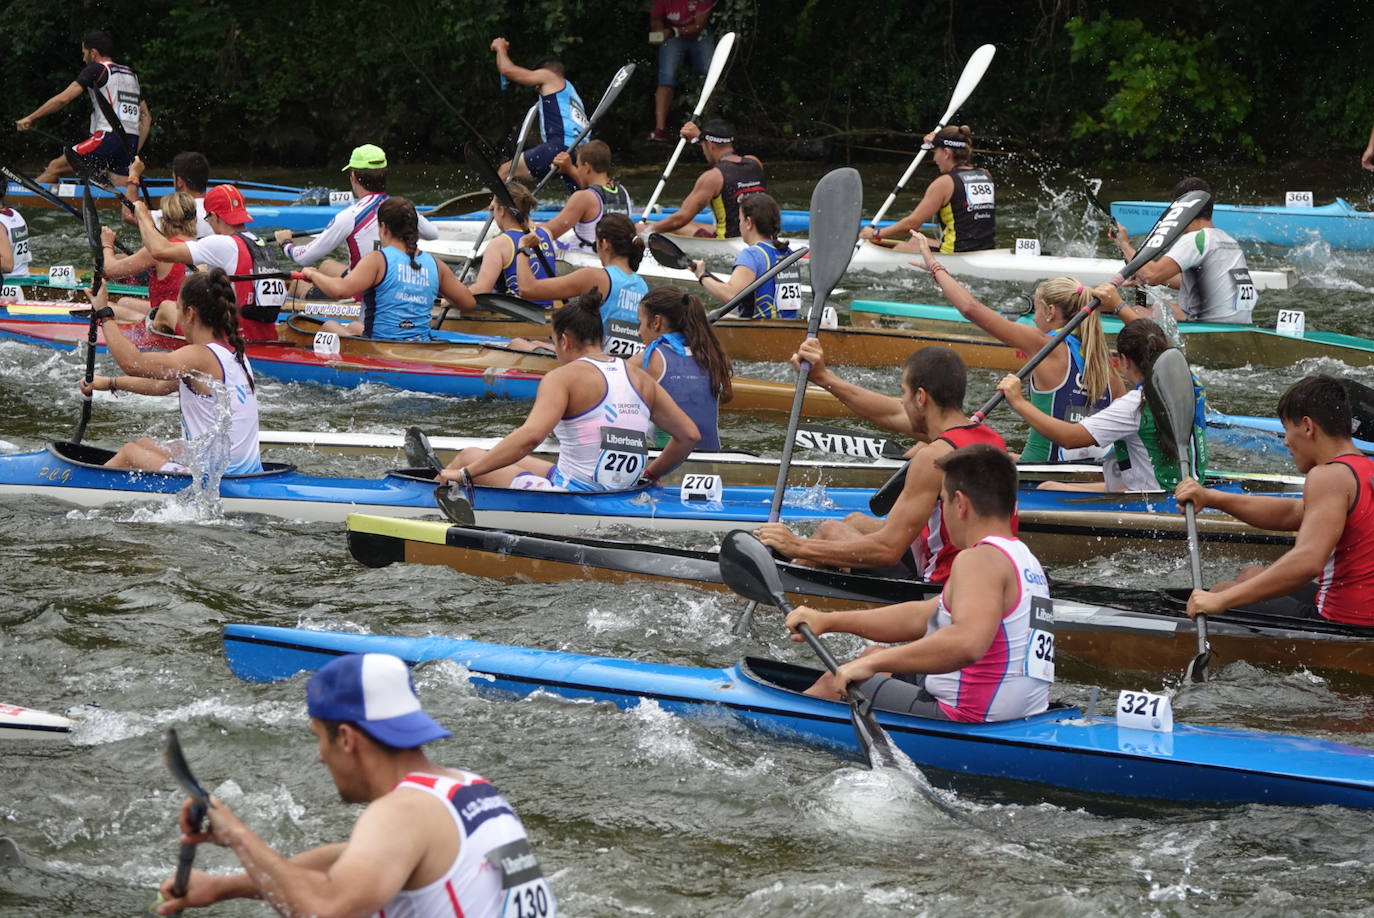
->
xmin=910 ymin=233 xmax=1121 ymax=462
xmin=997 ymin=315 xmax=1209 ymax=492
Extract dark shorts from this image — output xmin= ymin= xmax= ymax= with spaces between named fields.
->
xmin=1242 ymin=581 xmax=1323 ymax=620
xmin=857 ymin=672 xmax=952 ymax=720
xmin=522 ymin=141 xmax=577 ymax=193
xmin=72 ymin=131 xmax=133 ymax=176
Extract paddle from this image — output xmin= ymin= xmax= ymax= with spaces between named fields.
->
xmin=72 ymin=179 xmax=108 ymax=444
xmin=528 ymin=63 xmax=636 ymax=197
xmin=460 ymin=141 xmax=557 ymax=279
xmin=645 ymin=232 xmax=722 ymax=281
xmin=795 ymin=423 xmax=906 ymax=460
xmin=638 ymin=32 xmax=737 ymax=220
xmin=865 ymin=43 xmax=996 ymax=232
xmin=1085 ymin=179 xmax=1113 ymax=221
xmin=473 ymin=292 xmax=547 ymax=325
xmin=161 ymin=728 xmax=210 ymax=910
xmin=404 ymin=425 xmax=442 ymax=473
xmin=426 ymin=190 xmax=503 ymax=219
xmin=1143 ymin=347 xmax=1211 ymax=682
xmin=226 ymin=270 xmax=305 ymax=283
xmin=0 ymin=163 xmax=134 ymax=255
xmin=719 ymin=531 xmax=910 ymax=774
xmin=452 ymin=103 xmax=539 ymax=285
xmin=408 ymin=426 xmax=478 ymax=524
xmin=867 ymin=188 xmax=1214 ymax=517
xmin=734 ymin=167 xmax=862 ymax=635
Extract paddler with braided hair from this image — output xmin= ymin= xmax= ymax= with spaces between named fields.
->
xmin=439 ymin=291 xmax=699 ymax=491
xmin=78 ymin=268 xmax=263 ymax=475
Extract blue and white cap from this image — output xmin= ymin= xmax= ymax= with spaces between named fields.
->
xmin=307 ymin=653 xmax=451 ymax=749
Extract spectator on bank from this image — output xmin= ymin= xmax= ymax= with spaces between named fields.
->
xmin=647 ymin=1 xmax=715 ymax=143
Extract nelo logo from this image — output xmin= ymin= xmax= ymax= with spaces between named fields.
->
xmin=1144 ymin=193 xmax=1206 ymax=251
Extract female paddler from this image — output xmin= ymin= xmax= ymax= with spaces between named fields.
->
xmin=468 ymin=182 xmax=557 ymax=306
xmin=690 ymin=192 xmax=803 ymax=319
xmin=863 ymin=125 xmax=996 ymax=253
xmin=439 ymin=291 xmax=699 ymax=491
xmin=300 ymin=197 xmax=475 ymax=340
xmin=911 ymin=232 xmax=1121 ymax=462
xmin=637 ymin=286 xmax=732 ymax=450
xmin=997 ymin=313 xmax=1209 ymax=492
xmin=77 ymin=268 xmax=263 ymax=474
xmin=97 ymin=189 xmax=198 ymax=325
xmin=514 ymin=213 xmax=650 ymax=357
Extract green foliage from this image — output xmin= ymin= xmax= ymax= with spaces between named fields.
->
xmin=1066 ymin=12 xmax=1258 ymax=160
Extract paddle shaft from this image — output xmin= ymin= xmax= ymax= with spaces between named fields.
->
xmin=170 ymin=801 xmax=206 ymax=901
xmin=1180 ymin=446 xmax=1211 ymax=677
xmin=73 ymin=181 xmax=105 ymax=444
xmin=707 ymin=246 xmax=809 ymax=322
xmin=640 ymin=32 xmax=736 ymax=218
xmin=1 ymin=164 xmax=134 ymax=254
xmin=529 ymin=64 xmax=634 ymax=197
xmin=455 ymin=104 xmax=539 ymax=284
xmin=971 ymin=298 xmax=1101 ymax=424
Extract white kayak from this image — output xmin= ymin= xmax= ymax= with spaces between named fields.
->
xmin=0 ymin=702 xmax=72 ymax=741
xmin=847 ymin=240 xmax=1297 ymax=288
xmin=421 ymin=237 xmax=728 ymax=288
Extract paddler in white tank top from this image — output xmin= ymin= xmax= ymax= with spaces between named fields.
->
xmin=439 ymin=290 xmax=700 ymax=491
xmin=786 ymin=444 xmax=1054 ymax=723
xmin=156 ymin=652 xmax=557 ymax=918
xmin=80 ymin=268 xmax=264 ymax=475
xmin=537 ymin=140 xmax=634 ymax=254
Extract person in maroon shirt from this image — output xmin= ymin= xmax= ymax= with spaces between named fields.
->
xmin=647 ymin=0 xmax=716 ymax=141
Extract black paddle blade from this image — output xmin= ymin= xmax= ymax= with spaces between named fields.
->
xmin=805 ymin=167 xmax=864 ymax=309
xmin=473 ymin=292 xmax=548 ymax=325
xmin=1120 ymin=190 xmax=1210 ymax=279
xmin=1085 ymin=180 xmax=1113 ymax=220
xmin=1186 ymin=647 xmax=1213 ymax=684
xmin=869 ymin=466 xmax=906 ymax=517
xmin=427 ymin=190 xmax=498 ymax=219
xmin=847 ymin=697 xmax=900 ymax=768
xmin=162 ymin=728 xmax=210 ymax=806
xmin=718 ymin=530 xmax=790 ymax=610
xmin=464 ymin=142 xmax=523 ymax=223
xmin=646 ymin=232 xmax=692 ymax=270
xmin=1142 ymin=348 xmax=1197 ymax=467
xmin=434 ymin=483 xmax=476 ymax=524
xmin=404 ymin=427 xmax=441 ymax=473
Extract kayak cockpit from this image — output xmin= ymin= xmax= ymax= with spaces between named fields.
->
xmin=47 ymin=441 xmax=295 ymax=478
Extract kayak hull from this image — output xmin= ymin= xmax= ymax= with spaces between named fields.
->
xmin=221 ymin=624 xmax=1374 ymax=808
xmin=0 ymin=703 xmax=72 ymax=742
xmin=1113 ymin=198 xmax=1374 ymax=250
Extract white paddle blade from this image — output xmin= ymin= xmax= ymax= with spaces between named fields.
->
xmin=640 ymin=139 xmax=688 ymax=217
xmin=939 ymin=44 xmax=997 ymax=124
xmin=692 ymin=32 xmax=737 ymax=118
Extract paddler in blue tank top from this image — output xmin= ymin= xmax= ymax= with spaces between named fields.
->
xmin=692 ymin=192 xmax=802 ymax=319
xmin=301 ymin=198 xmax=475 ymax=340
xmin=469 ymin=182 xmax=558 ymax=307
xmin=910 ymin=232 xmax=1121 ymax=462
xmin=513 ymin=214 xmax=650 ymax=358
xmin=491 ymin=38 xmax=586 ymax=193
xmin=637 ymin=286 xmax=734 ymax=451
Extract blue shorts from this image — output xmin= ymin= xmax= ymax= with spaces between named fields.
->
xmin=657 ymin=34 xmax=714 ymax=86
xmin=522 ymin=140 xmax=577 ymax=193
xmin=72 ymin=131 xmax=133 ymax=176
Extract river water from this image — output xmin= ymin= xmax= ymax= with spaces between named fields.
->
xmin=2 ymin=158 xmax=1373 ymax=915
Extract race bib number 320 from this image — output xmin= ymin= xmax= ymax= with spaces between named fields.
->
xmin=1024 ymin=595 xmax=1055 ymax=682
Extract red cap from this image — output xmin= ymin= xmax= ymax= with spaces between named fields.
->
xmin=203 ymin=184 xmax=253 ymax=225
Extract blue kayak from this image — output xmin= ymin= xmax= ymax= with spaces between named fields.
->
xmin=5 ymin=177 xmax=312 ymax=210
xmin=221 ymin=623 xmax=1374 ymax=809
xmin=1208 ymin=412 xmax=1374 ymax=457
xmin=1112 ymin=198 xmax=1374 ymax=249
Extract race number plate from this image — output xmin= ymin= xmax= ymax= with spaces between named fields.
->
xmin=313 ymin=331 xmax=341 ymax=358
xmin=1284 ymin=191 xmax=1313 ymax=208
xmin=680 ymin=473 xmax=723 ymax=504
xmin=1115 ymin=689 xmax=1173 ymax=733
xmin=594 ymin=426 xmax=648 ymax=488
xmin=48 ymin=265 xmax=77 ymax=287
xmin=486 ymin=838 xmax=555 ymax=918
xmin=962 ymin=176 xmax=994 ymax=208
xmin=57 ymin=183 xmax=77 ymax=198
xmin=1230 ymin=268 xmax=1256 ymax=314
xmin=0 ymin=285 xmax=21 ymax=300
xmin=1024 ymin=595 xmax=1055 ymax=682
xmin=1014 ymin=238 xmax=1041 ymax=258
xmin=1276 ymin=308 xmax=1305 ymax=339
xmin=603 ymin=317 xmax=643 ymax=357
xmin=819 ymin=306 xmax=839 ymax=329
xmin=255 ymin=277 xmax=288 ymax=307
xmin=328 ymin=190 xmax=355 ymax=206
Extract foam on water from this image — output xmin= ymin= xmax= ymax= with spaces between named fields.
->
xmin=68 ymin=695 xmax=303 ymax=747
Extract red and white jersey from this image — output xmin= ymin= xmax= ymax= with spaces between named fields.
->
xmin=1315 ymin=454 xmax=1374 ymax=626
xmin=923 ymin=535 xmax=1054 ymax=723
xmin=283 ymin=192 xmax=439 ymax=272
xmin=910 ymin=423 xmax=1011 ymax=584
xmin=376 ymin=771 xmax=555 ymax=918
xmin=86 ymin=61 xmax=142 ymax=136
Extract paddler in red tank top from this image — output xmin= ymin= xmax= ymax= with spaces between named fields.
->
xmin=756 ymin=343 xmax=1010 ymax=583
xmin=1179 ymin=375 xmax=1374 ymax=627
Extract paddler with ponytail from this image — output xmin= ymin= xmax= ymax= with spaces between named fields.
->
xmin=997 ymin=316 xmax=1209 ymax=492
xmin=468 ymin=181 xmax=558 ymax=306
xmin=690 ymin=192 xmax=803 ymax=319
xmin=438 ymin=291 xmax=699 ymax=491
xmin=77 ymin=268 xmax=262 ymax=475
xmin=637 ymin=286 xmax=732 ymax=450
xmin=863 ymin=125 xmax=995 ymax=253
xmin=911 ymin=232 xmax=1120 ymax=461
xmin=514 ymin=213 xmax=650 ymax=357
xmin=299 ymin=197 xmax=475 ymax=340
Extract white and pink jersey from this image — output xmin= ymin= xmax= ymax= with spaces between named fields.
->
xmin=377 ymin=771 xmax=555 ymax=918
xmin=922 ymin=535 xmax=1053 ymax=723
xmin=549 ymin=357 xmax=653 ymax=490
xmin=283 ymin=192 xmax=440 ymax=273
xmin=178 ymin=342 xmax=262 ymax=475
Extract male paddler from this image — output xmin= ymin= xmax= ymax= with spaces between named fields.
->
xmin=1178 ymin=375 xmax=1374 ymax=628
xmin=756 ymin=344 xmax=1009 ymax=582
xmin=538 ymin=140 xmax=634 ymax=254
xmin=120 ymin=152 xmax=213 ymax=238
xmin=786 ymin=444 xmax=1054 ymax=722
xmin=492 ymin=39 xmax=586 ymax=192
xmin=274 ymin=144 xmax=440 ymax=298
xmin=136 ymin=184 xmax=285 ymax=341
xmin=1110 ymin=176 xmax=1257 ymax=325
xmin=15 ymin=31 xmax=152 ymax=183
xmin=636 ymin=119 xmax=765 ymax=239
xmin=155 ymin=651 xmax=556 ymax=916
